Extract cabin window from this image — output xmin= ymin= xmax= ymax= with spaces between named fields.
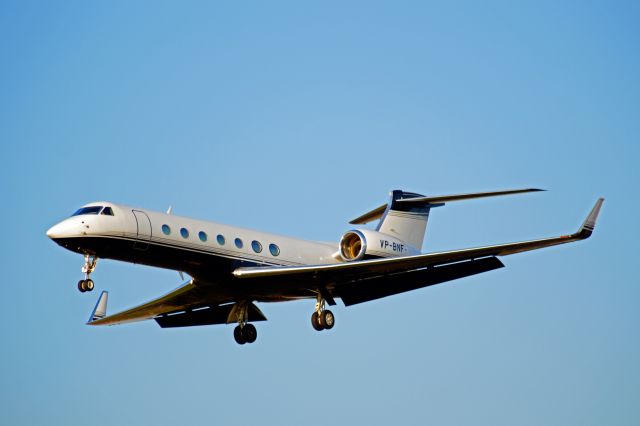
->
xmin=72 ymin=206 xmax=102 ymax=216
xmin=217 ymin=234 xmax=225 ymax=245
xmin=180 ymin=228 xmax=189 ymax=239
xmin=198 ymin=231 xmax=207 ymax=242
xmin=251 ymin=240 xmax=262 ymax=253
xmin=101 ymin=207 xmax=114 ymax=216
xmin=269 ymin=243 xmax=280 ymax=256
xmin=162 ymin=224 xmax=171 ymax=235
xmin=234 ymin=238 xmax=243 ymax=249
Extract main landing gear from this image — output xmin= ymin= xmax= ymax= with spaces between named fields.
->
xmin=77 ymin=254 xmax=98 ymax=293
xmin=311 ymin=293 xmax=335 ymax=331
xmin=234 ymin=323 xmax=257 ymax=345
xmin=230 ymin=301 xmax=258 ymax=345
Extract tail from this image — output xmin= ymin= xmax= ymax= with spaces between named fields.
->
xmin=350 ymin=188 xmax=544 ymax=249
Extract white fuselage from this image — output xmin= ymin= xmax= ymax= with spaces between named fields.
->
xmin=47 ymin=202 xmax=340 ymax=275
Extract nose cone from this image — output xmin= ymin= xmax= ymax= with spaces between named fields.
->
xmin=46 ymin=219 xmax=78 ymax=240
xmin=46 ymin=223 xmax=63 ymax=239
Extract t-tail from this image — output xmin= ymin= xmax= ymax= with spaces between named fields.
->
xmin=350 ymin=188 xmax=545 ymax=250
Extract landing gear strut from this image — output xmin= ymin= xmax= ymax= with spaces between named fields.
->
xmin=311 ymin=293 xmax=335 ymax=331
xmin=77 ymin=254 xmax=98 ymax=293
xmin=230 ymin=301 xmax=258 ymax=345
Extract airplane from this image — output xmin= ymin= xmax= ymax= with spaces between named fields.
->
xmin=46 ymin=189 xmax=604 ymax=345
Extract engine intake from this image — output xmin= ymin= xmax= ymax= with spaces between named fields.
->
xmin=339 ymin=230 xmax=367 ymax=261
xmin=338 ymin=229 xmax=421 ymax=262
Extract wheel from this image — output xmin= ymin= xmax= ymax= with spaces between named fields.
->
xmin=311 ymin=312 xmax=324 ymax=331
xmin=78 ymin=280 xmax=86 ymax=292
xmin=243 ymin=323 xmax=257 ymax=344
xmin=234 ymin=325 xmax=246 ymax=344
xmin=320 ymin=310 xmax=335 ymax=330
xmin=85 ymin=279 xmax=94 ymax=291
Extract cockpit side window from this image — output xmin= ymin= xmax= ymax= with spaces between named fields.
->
xmin=72 ymin=206 xmax=103 ymax=216
xmin=101 ymin=207 xmax=114 ymax=216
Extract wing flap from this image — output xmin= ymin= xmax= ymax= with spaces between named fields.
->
xmin=337 ymin=256 xmax=504 ymax=306
xmin=154 ymin=303 xmax=267 ymax=328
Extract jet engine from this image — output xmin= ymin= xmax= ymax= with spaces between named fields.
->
xmin=339 ymin=229 xmax=420 ymax=262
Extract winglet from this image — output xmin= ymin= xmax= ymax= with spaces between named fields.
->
xmin=578 ymin=198 xmax=604 ymax=238
xmin=87 ymin=291 xmax=109 ymax=324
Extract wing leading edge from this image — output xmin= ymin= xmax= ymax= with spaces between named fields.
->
xmin=234 ymin=198 xmax=604 ymax=284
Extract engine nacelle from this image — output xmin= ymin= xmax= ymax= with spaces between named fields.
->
xmin=339 ymin=229 xmax=420 ymax=261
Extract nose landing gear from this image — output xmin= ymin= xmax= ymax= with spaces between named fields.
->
xmin=77 ymin=254 xmax=98 ymax=293
xmin=311 ymin=293 xmax=335 ymax=331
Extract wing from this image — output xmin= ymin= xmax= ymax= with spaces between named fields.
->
xmin=234 ymin=199 xmax=604 ymax=299
xmin=87 ymin=279 xmax=267 ymax=327
xmin=87 ymin=279 xmax=207 ymax=326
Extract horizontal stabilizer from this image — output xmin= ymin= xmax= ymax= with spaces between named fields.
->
xmin=396 ymin=188 xmax=544 ymax=205
xmin=349 ymin=188 xmax=544 ymax=224
xmin=349 ymin=203 xmax=388 ymax=225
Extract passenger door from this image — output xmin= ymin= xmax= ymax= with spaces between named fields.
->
xmin=132 ymin=210 xmax=152 ymax=251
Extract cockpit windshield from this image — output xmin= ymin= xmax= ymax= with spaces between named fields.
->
xmin=72 ymin=206 xmax=103 ymax=216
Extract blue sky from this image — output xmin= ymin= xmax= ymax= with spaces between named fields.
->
xmin=1 ymin=1 xmax=638 ymax=425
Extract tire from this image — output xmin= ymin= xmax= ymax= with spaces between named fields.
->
xmin=78 ymin=280 xmax=86 ymax=292
xmin=321 ymin=310 xmax=335 ymax=330
xmin=85 ymin=279 xmax=94 ymax=291
xmin=233 ymin=325 xmax=246 ymax=344
xmin=244 ymin=324 xmax=257 ymax=344
xmin=311 ymin=312 xmax=324 ymax=331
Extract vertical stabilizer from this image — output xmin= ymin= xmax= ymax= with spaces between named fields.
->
xmin=377 ymin=190 xmax=437 ymax=249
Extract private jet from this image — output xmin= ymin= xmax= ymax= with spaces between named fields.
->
xmin=46 ymin=189 xmax=603 ymax=344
